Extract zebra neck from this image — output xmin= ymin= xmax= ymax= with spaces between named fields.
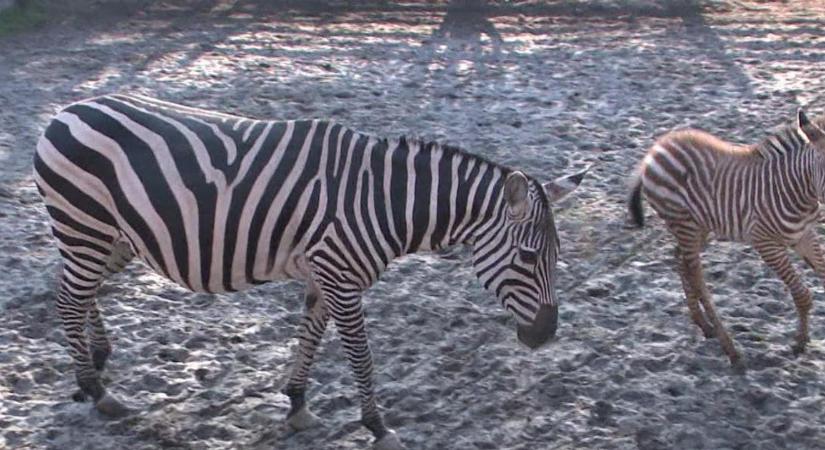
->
xmin=766 ymin=149 xmax=821 ymax=206
xmin=798 ymin=150 xmax=820 ymax=202
xmin=804 ymin=150 xmax=825 ymax=201
xmin=384 ymin=137 xmax=508 ymax=256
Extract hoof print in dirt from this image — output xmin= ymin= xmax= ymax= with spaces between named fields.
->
xmin=95 ymin=394 xmax=133 ymax=419
xmin=373 ymin=430 xmax=404 ymax=450
xmin=285 ymin=406 xmax=323 ymax=433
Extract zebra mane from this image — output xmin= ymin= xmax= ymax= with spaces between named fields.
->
xmin=753 ymin=113 xmax=825 ymax=159
xmin=391 ymin=134 xmax=515 ymax=176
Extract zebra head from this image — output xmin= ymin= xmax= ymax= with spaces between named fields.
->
xmin=797 ymin=109 xmax=825 ymax=198
xmin=472 ymin=168 xmax=588 ymax=349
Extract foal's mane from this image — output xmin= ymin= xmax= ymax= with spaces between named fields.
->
xmin=752 ymin=113 xmax=825 ymax=160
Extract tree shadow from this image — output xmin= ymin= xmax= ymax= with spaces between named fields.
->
xmin=429 ymin=0 xmax=503 ymax=53
xmin=5 ymin=2 xmax=825 ymax=449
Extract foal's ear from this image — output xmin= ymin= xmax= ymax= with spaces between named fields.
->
xmin=504 ymin=171 xmax=530 ymax=219
xmin=543 ymin=167 xmax=589 ymax=203
xmin=797 ymin=108 xmax=825 ymax=143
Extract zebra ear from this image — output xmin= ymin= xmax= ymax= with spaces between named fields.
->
xmin=797 ymin=108 xmax=825 ymax=143
xmin=543 ymin=167 xmax=589 ymax=203
xmin=798 ymin=108 xmax=812 ymax=129
xmin=504 ymin=171 xmax=530 ymax=218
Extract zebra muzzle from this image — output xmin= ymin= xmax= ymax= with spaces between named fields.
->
xmin=516 ymin=304 xmax=558 ymax=349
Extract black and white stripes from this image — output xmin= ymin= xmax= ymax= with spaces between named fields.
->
xmin=34 ymin=93 xmax=585 ymax=448
xmin=629 ymin=109 xmax=825 ymax=369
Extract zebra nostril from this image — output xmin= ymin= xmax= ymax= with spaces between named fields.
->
xmin=516 ymin=304 xmax=558 ymax=349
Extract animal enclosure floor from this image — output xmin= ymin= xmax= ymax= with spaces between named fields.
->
xmin=1 ymin=1 xmax=825 ymax=449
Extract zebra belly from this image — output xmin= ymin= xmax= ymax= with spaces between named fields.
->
xmin=118 ymin=226 xmax=310 ymax=295
xmin=740 ymin=212 xmax=819 ymax=246
xmin=709 ymin=215 xmax=751 ymax=242
xmin=710 ymin=231 xmax=740 ymax=242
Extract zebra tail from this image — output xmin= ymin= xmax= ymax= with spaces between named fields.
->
xmin=628 ymin=176 xmax=645 ymax=228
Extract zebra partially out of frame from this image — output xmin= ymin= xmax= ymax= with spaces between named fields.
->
xmin=629 ymin=109 xmax=825 ymax=371
xmin=34 ymin=93 xmax=587 ymax=449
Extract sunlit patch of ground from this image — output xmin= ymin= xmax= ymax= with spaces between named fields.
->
xmin=1 ymin=1 xmax=825 ymax=449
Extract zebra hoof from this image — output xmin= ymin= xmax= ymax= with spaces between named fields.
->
xmin=92 ymin=347 xmax=111 ymax=372
xmin=72 ymin=389 xmax=89 ymax=403
xmin=95 ymin=393 xmax=132 ymax=418
xmin=374 ymin=430 xmax=405 ymax=450
xmin=286 ymin=405 xmax=322 ymax=432
xmin=731 ymin=358 xmax=747 ymax=375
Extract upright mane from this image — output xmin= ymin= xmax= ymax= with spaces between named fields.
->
xmin=392 ymin=134 xmax=515 ymax=176
xmin=753 ymin=113 xmax=825 ymax=159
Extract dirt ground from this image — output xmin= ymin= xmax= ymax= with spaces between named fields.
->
xmin=2 ymin=1 xmax=825 ymax=449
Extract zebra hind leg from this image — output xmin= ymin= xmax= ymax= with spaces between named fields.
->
xmin=87 ymin=301 xmax=112 ymax=372
xmin=88 ymin=240 xmax=134 ymax=371
xmin=675 ymin=245 xmax=715 ymax=338
xmin=283 ymin=282 xmax=328 ymax=432
xmin=673 ymin=226 xmax=744 ymax=371
xmin=56 ymin=245 xmax=131 ymax=417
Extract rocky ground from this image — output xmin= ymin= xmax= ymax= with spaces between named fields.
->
xmin=2 ymin=1 xmax=825 ymax=449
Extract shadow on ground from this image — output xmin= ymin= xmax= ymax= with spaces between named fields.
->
xmin=2 ymin=1 xmax=825 ymax=449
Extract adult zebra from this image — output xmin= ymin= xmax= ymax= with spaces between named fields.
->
xmin=34 ymin=93 xmax=587 ymax=449
xmin=629 ymin=109 xmax=825 ymax=371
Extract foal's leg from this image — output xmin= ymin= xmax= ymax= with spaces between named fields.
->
xmin=753 ymin=235 xmax=815 ymax=355
xmin=671 ymin=221 xmax=742 ymax=368
xmin=668 ymin=221 xmax=714 ymax=338
xmin=792 ymin=229 xmax=824 ymax=353
xmin=283 ymin=281 xmax=329 ymax=431
xmin=674 ymin=242 xmax=715 ymax=338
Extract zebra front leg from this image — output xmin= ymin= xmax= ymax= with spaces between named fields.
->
xmin=283 ymin=283 xmax=329 ymax=432
xmin=326 ymin=291 xmax=404 ymax=450
xmin=793 ymin=230 xmax=825 ymax=353
xmin=756 ymin=239 xmax=813 ymax=355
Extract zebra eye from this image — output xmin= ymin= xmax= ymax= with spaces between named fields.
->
xmin=518 ymin=246 xmax=538 ymax=266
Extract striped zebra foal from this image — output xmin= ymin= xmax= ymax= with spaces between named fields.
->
xmin=629 ymin=109 xmax=825 ymax=371
xmin=34 ymin=94 xmax=587 ymax=449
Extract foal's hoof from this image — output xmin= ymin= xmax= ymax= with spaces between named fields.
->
xmin=792 ymin=341 xmax=808 ymax=356
xmin=374 ymin=430 xmax=405 ymax=450
xmin=95 ymin=394 xmax=132 ymax=418
xmin=286 ymin=405 xmax=322 ymax=432
xmin=730 ymin=357 xmax=747 ymax=375
xmin=92 ymin=348 xmax=111 ymax=371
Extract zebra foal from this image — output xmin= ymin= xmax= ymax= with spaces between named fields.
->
xmin=34 ymin=94 xmax=587 ymax=449
xmin=629 ymin=109 xmax=825 ymax=370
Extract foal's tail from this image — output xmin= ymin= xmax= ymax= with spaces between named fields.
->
xmin=628 ymin=175 xmax=645 ymax=228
